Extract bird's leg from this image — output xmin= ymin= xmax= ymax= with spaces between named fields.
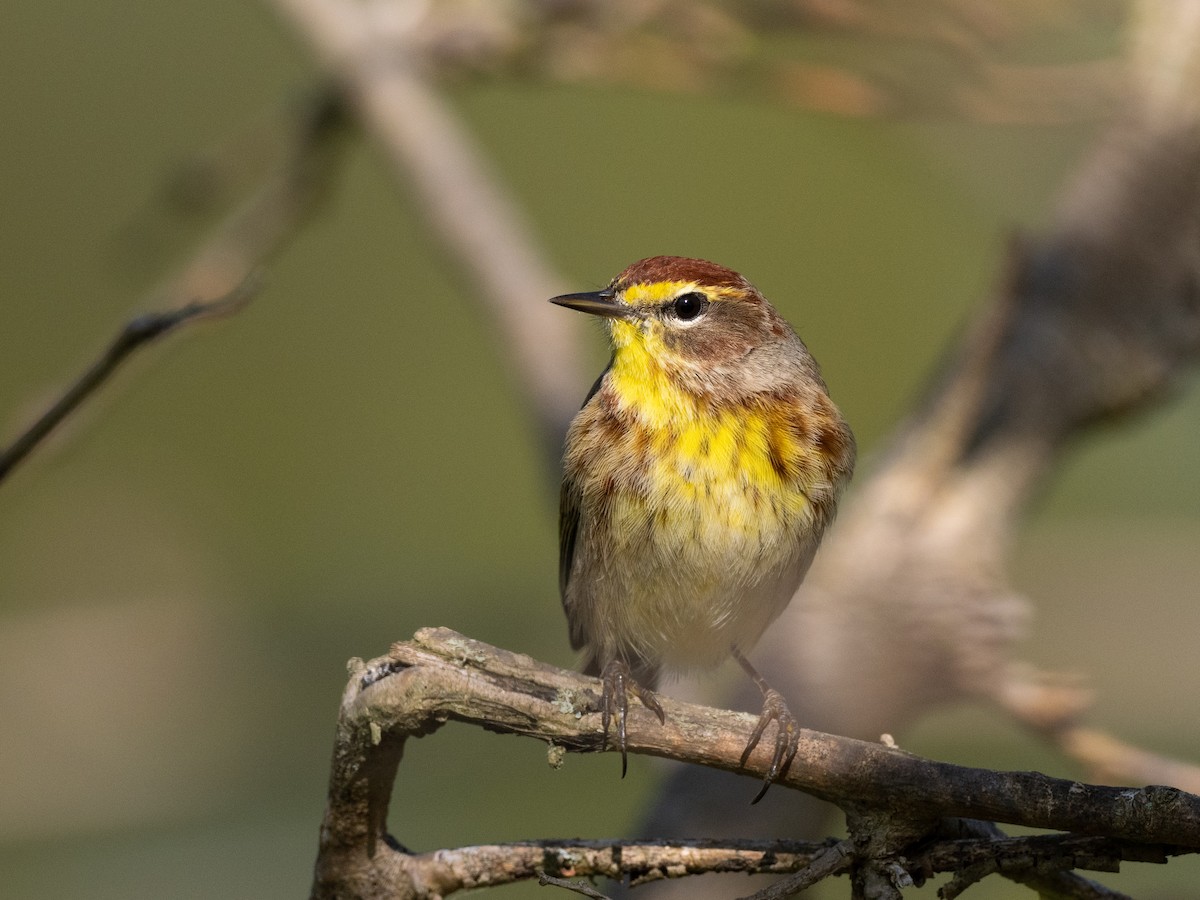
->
xmin=732 ymin=647 xmax=799 ymax=804
xmin=598 ymin=658 xmax=666 ymax=777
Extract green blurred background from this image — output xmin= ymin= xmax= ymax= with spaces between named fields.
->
xmin=1 ymin=3 xmax=1198 ymax=898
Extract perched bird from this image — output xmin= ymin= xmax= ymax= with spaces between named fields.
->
xmin=551 ymin=256 xmax=855 ymax=800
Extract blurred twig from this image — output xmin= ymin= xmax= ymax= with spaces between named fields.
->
xmin=0 ymin=283 xmax=255 ymax=484
xmin=994 ymin=668 xmax=1200 ymax=794
xmin=0 ymin=89 xmax=346 ymax=487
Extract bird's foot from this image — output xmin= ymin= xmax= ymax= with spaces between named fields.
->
xmin=732 ymin=647 xmax=800 ymax=804
xmin=739 ymin=685 xmax=800 ymax=804
xmin=598 ymin=659 xmax=666 ymax=777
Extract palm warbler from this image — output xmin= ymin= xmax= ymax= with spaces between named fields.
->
xmin=552 ymin=256 xmax=855 ymax=799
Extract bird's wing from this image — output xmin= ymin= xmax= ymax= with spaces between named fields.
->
xmin=559 ymin=469 xmax=598 ymax=655
xmin=558 ymin=362 xmax=611 ymax=650
xmin=558 ymin=475 xmax=581 ymax=602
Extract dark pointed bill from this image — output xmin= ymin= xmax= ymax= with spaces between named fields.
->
xmin=549 ymin=289 xmax=629 ymax=318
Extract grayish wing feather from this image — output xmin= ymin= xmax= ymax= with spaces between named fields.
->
xmin=558 ymin=361 xmax=611 ymax=651
xmin=558 ymin=477 xmax=581 ymax=601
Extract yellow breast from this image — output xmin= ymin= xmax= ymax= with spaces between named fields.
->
xmin=592 ymin=395 xmax=818 ymax=669
xmin=603 ymin=352 xmax=821 ymax=588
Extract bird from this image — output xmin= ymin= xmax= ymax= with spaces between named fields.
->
xmin=551 ymin=255 xmax=855 ymax=801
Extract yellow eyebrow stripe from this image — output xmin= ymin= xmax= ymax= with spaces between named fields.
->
xmin=620 ymin=281 xmax=695 ymax=305
xmin=619 ymin=281 xmax=744 ymax=307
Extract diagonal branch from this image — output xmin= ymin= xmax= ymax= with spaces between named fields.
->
xmin=992 ymin=670 xmax=1200 ymax=794
xmin=268 ymin=0 xmax=588 ymax=460
xmin=539 ymin=873 xmax=614 ymax=900
xmin=0 ymin=283 xmax=254 ymax=483
xmin=736 ymin=840 xmax=853 ymax=900
xmin=0 ymin=89 xmax=346 ymax=487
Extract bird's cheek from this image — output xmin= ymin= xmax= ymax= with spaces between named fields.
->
xmin=608 ymin=318 xmax=641 ymax=348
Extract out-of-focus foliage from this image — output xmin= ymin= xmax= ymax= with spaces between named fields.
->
xmin=409 ymin=0 xmax=1126 ymax=121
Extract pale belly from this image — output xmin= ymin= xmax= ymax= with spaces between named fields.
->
xmin=584 ymin=441 xmax=818 ymax=673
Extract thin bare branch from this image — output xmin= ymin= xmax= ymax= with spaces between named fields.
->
xmin=0 ymin=89 xmax=345 ymax=487
xmin=1061 ymin=729 xmax=1200 ymax=795
xmin=992 ymin=672 xmax=1200 ymax=794
xmin=930 ymin=820 xmax=1143 ymax=900
xmin=538 ymin=873 xmax=614 ymax=900
xmin=373 ymin=629 xmax=1200 ymax=840
xmin=736 ymin=840 xmax=853 ymax=900
xmin=408 ymin=837 xmax=840 ymax=895
xmin=0 ymin=282 xmax=254 ymax=483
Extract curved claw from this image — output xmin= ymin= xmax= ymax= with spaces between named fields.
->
xmin=740 ymin=686 xmax=800 ymax=804
xmin=598 ymin=659 xmax=665 ymax=777
xmin=731 ymin=647 xmax=800 ymax=804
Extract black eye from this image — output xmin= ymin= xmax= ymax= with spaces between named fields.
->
xmin=671 ymin=291 xmax=707 ymax=321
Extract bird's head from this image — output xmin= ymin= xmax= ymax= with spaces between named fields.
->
xmin=550 ymin=256 xmax=815 ymax=397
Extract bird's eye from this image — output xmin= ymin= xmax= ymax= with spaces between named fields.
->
xmin=671 ymin=291 xmax=707 ymax=321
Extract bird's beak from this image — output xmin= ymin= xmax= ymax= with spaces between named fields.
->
xmin=549 ymin=289 xmax=630 ymax=319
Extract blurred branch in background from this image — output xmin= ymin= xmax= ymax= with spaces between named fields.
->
xmin=270 ymin=0 xmax=588 ymax=460
xmin=0 ymin=90 xmax=346 ymax=487
xmin=0 ymin=282 xmax=254 ymax=484
xmin=376 ymin=0 xmax=1127 ymax=123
